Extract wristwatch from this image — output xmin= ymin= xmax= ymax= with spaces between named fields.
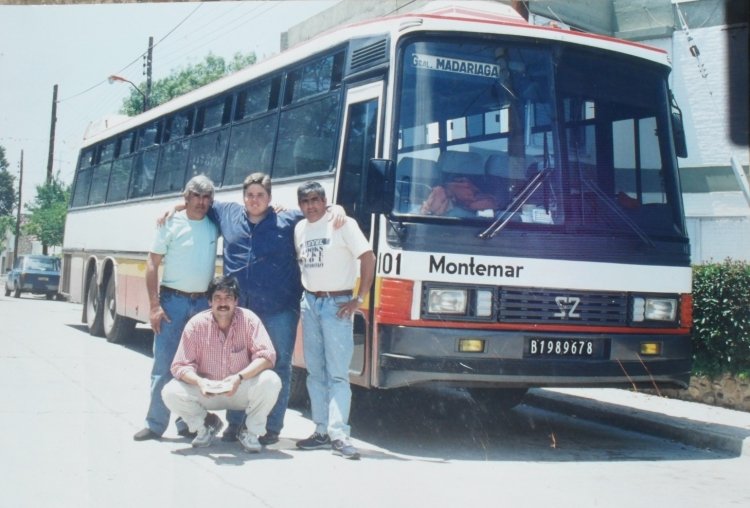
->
xmin=355 ymin=295 xmax=364 ymax=303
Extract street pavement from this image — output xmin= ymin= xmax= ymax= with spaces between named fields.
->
xmin=1 ymin=294 xmax=749 ymax=507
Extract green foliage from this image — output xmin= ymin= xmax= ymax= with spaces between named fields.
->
xmin=120 ymin=51 xmax=257 ymax=115
xmin=0 ymin=145 xmax=16 ymax=249
xmin=23 ymin=174 xmax=70 ymax=249
xmin=691 ymin=259 xmax=750 ymax=377
xmin=0 ymin=146 xmax=14 ymax=216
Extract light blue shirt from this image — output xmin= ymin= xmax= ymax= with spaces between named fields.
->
xmin=151 ymin=211 xmax=218 ymax=293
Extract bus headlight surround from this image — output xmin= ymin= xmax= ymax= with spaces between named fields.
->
xmin=632 ymin=296 xmax=678 ymax=322
xmin=427 ymin=288 xmax=468 ymax=314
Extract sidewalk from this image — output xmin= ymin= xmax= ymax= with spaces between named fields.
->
xmin=525 ymin=387 xmax=750 ymax=457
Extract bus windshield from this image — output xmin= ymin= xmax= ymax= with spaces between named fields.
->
xmin=394 ymin=37 xmax=684 ymax=240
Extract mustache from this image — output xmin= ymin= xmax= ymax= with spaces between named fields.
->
xmin=216 ymin=305 xmax=231 ymax=311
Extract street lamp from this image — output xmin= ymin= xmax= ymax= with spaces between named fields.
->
xmin=108 ymin=74 xmax=148 ymax=113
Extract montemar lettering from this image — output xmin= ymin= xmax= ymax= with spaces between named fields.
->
xmin=429 ymin=255 xmax=523 ymax=278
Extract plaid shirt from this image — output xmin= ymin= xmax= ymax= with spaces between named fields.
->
xmin=171 ymin=307 xmax=276 ymax=381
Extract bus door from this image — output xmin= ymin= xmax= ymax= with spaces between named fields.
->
xmin=335 ymin=81 xmax=384 ymax=386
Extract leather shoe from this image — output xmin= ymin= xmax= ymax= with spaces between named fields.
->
xmin=258 ymin=431 xmax=279 ymax=446
xmin=133 ymin=428 xmax=160 ymax=441
xmin=177 ymin=427 xmax=197 ymax=439
xmin=221 ymin=422 xmax=240 ymax=442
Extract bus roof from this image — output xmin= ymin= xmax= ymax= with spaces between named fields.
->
xmin=80 ymin=0 xmax=670 ymax=148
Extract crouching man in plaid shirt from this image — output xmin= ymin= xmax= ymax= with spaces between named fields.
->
xmin=162 ymin=275 xmax=281 ymax=452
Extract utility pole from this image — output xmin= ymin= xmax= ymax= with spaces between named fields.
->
xmin=144 ymin=36 xmax=153 ymax=111
xmin=46 ymin=84 xmax=58 ymax=184
xmin=13 ymin=151 xmax=23 ymax=265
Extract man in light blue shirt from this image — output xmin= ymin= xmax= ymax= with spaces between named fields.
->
xmin=133 ymin=175 xmax=219 ymax=441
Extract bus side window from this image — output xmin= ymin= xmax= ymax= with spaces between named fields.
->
xmin=225 ymin=116 xmax=278 ymax=186
xmin=129 ymin=150 xmax=158 ymax=198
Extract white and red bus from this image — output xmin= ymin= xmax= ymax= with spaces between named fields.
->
xmin=62 ymin=2 xmax=691 ymax=407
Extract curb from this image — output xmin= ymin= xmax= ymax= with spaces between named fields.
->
xmin=524 ymin=388 xmax=750 ymax=457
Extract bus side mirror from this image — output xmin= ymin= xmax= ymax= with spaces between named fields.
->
xmin=365 ymin=158 xmax=395 ymax=214
xmin=672 ymin=110 xmax=688 ymax=158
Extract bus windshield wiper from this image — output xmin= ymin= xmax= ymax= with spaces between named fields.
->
xmin=479 ymin=166 xmax=551 ymax=239
xmin=582 ymin=179 xmax=655 ymax=248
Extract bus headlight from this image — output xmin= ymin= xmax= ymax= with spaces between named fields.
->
xmin=632 ymin=297 xmax=678 ymax=322
xmin=427 ymin=288 xmax=468 ymax=314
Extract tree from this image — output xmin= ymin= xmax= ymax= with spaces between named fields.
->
xmin=23 ymin=174 xmax=69 ymax=254
xmin=0 ymin=145 xmax=16 ymax=250
xmin=120 ymin=51 xmax=257 ymax=115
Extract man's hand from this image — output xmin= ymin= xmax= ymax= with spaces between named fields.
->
xmin=328 ymin=204 xmax=347 ymax=229
xmin=156 ymin=207 xmax=177 ymax=227
xmin=196 ymin=377 xmax=214 ymax=397
xmin=149 ymin=306 xmax=171 ymax=335
xmin=337 ymin=298 xmax=360 ymax=319
xmin=221 ymin=374 xmax=243 ymax=397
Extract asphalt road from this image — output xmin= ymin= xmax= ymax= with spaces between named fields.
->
xmin=1 ymin=293 xmax=748 ymax=508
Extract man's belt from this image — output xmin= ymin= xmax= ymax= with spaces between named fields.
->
xmin=160 ymin=285 xmax=207 ymax=299
xmin=307 ymin=289 xmax=353 ymax=298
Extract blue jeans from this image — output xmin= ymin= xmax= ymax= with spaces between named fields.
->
xmin=145 ymin=291 xmax=208 ymax=435
xmin=301 ymin=292 xmax=354 ymax=441
xmin=226 ymin=306 xmax=299 ymax=434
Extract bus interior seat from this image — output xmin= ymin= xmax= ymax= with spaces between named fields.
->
xmin=434 ymin=151 xmax=495 ymax=215
xmin=396 ymin=156 xmax=439 ymax=211
xmin=436 ymin=151 xmax=486 ymax=184
xmin=485 ymin=152 xmax=512 ymax=208
xmin=294 ymin=135 xmax=331 ymax=175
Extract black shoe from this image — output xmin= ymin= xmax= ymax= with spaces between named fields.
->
xmin=258 ymin=431 xmax=280 ymax=446
xmin=331 ymin=439 xmax=360 ymax=460
xmin=133 ymin=428 xmax=161 ymax=441
xmin=177 ymin=427 xmax=197 ymax=439
xmin=221 ymin=422 xmax=241 ymax=442
xmin=296 ymin=432 xmax=331 ymax=450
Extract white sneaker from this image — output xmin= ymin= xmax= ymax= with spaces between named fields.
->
xmin=239 ymin=429 xmax=262 ymax=453
xmin=191 ymin=413 xmax=224 ymax=448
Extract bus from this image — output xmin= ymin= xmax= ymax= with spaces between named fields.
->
xmin=62 ymin=1 xmax=692 ymax=408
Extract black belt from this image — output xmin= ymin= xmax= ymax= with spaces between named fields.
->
xmin=306 ymin=290 xmax=353 ymax=298
xmin=160 ymin=285 xmax=207 ymax=299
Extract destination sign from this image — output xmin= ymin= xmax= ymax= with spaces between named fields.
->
xmin=412 ymin=53 xmax=501 ymax=78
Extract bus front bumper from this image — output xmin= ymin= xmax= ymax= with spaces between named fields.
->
xmin=376 ymin=324 xmax=691 ymax=390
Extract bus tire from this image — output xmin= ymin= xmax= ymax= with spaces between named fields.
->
xmin=287 ymin=366 xmax=309 ymax=408
xmin=469 ymin=387 xmax=528 ymax=413
xmin=85 ymin=271 xmax=105 ymax=337
xmin=103 ymin=275 xmax=135 ymax=343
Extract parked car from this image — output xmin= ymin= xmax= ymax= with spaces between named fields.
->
xmin=4 ymin=255 xmax=61 ymax=299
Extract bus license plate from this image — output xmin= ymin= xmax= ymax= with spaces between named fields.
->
xmin=526 ymin=338 xmax=601 ymax=358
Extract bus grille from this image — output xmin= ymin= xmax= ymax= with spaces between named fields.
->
xmin=498 ymin=288 xmax=628 ymax=325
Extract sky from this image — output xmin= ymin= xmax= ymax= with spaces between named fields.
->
xmin=0 ymin=1 xmax=337 ymax=208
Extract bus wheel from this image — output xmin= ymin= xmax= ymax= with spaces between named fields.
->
xmin=287 ymin=366 xmax=309 ymax=408
xmin=469 ymin=387 xmax=528 ymax=413
xmin=85 ymin=271 xmax=105 ymax=337
xmin=103 ymin=276 xmax=135 ymax=344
